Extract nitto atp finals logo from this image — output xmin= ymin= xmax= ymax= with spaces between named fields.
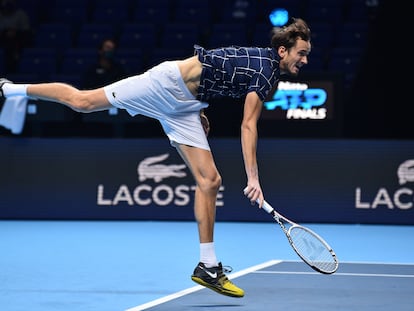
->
xmin=264 ymin=81 xmax=328 ymax=119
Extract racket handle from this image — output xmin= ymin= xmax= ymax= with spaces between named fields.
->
xmin=261 ymin=200 xmax=274 ymax=214
xmin=243 ymin=187 xmax=274 ymax=214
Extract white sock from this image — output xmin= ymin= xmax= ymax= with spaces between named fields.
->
xmin=200 ymin=242 xmax=219 ymax=268
xmin=2 ymin=83 xmax=29 ymax=97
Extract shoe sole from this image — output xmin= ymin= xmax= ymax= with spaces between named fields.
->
xmin=191 ymin=276 xmax=244 ymax=298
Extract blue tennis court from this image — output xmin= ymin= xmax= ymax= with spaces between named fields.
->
xmin=0 ymin=221 xmax=413 ymax=311
xmin=132 ymin=261 xmax=414 ymax=311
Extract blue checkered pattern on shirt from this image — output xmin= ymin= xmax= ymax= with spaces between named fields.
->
xmin=194 ymin=45 xmax=280 ymax=102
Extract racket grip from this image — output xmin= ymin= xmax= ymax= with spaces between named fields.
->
xmin=243 ymin=187 xmax=274 ymax=214
xmin=260 ymin=200 xmax=274 ymax=214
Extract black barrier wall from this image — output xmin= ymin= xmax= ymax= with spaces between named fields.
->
xmin=1 ymin=137 xmax=413 ymax=224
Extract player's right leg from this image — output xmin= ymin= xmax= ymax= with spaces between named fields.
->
xmin=175 ymin=143 xmax=245 ymax=298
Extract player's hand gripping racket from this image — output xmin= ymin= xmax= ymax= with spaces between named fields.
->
xmin=245 ymin=190 xmax=339 ymax=274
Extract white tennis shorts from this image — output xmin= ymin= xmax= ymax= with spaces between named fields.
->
xmin=103 ymin=61 xmax=210 ymax=150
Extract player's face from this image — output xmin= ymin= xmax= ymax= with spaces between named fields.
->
xmin=278 ymin=39 xmax=311 ymax=76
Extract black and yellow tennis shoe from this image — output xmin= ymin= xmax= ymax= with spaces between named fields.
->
xmin=191 ymin=262 xmax=245 ymax=298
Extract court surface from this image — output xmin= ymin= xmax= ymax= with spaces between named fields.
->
xmin=1 ymin=220 xmax=413 ymax=311
xmin=132 ymin=260 xmax=414 ymax=311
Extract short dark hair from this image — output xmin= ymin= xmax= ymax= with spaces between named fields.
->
xmin=270 ymin=17 xmax=311 ymax=50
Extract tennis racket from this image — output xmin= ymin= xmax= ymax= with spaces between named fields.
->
xmin=246 ymin=192 xmax=339 ymax=274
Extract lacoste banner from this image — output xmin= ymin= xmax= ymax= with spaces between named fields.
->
xmin=0 ymin=137 xmax=414 ymax=224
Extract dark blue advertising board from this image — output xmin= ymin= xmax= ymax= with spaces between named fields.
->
xmin=1 ymin=137 xmax=413 ymax=224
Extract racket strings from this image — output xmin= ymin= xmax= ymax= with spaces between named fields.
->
xmin=289 ymin=227 xmax=337 ymax=273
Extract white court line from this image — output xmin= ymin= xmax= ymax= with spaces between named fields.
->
xmin=124 ymin=259 xmax=282 ymax=311
xmin=253 ymin=259 xmax=414 ymax=278
xmin=282 ymin=259 xmax=414 ymax=266
xmin=253 ymin=271 xmax=414 ymax=278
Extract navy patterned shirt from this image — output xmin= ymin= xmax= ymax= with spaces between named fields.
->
xmin=194 ymin=44 xmax=280 ymax=102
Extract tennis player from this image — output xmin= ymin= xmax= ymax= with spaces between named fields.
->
xmin=0 ymin=17 xmax=311 ymax=298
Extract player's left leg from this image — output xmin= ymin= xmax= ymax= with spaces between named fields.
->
xmin=1 ymin=79 xmax=112 ymax=113
xmin=26 ymin=83 xmax=111 ymax=113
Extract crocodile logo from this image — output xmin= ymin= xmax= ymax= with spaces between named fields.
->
xmin=137 ymin=153 xmax=187 ymax=183
xmin=397 ymin=159 xmax=414 ymax=185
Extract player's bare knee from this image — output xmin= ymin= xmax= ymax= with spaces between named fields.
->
xmin=199 ymin=173 xmax=222 ymax=193
xmin=71 ymin=92 xmax=95 ymax=112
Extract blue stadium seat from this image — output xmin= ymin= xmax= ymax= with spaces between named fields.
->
xmin=118 ymin=23 xmax=157 ymax=50
xmin=20 ymin=47 xmax=58 ymax=59
xmin=328 ymin=47 xmax=363 ymax=88
xmin=75 ymin=24 xmax=116 ymax=48
xmin=17 ymin=56 xmax=57 ymax=80
xmin=133 ymin=0 xmax=171 ymax=25
xmin=335 ymin=21 xmax=369 ymax=48
xmin=305 ymin=0 xmax=345 ymax=24
xmin=60 ymin=57 xmax=95 ymax=75
xmin=60 ymin=48 xmax=96 ymax=74
xmin=160 ymin=23 xmax=199 ymax=49
xmin=51 ymin=4 xmax=88 ymax=24
xmin=330 ymin=47 xmax=363 ymax=59
xmin=33 ymin=23 xmax=74 ymax=49
xmin=116 ymin=48 xmax=144 ymax=74
xmin=217 ymin=1 xmax=257 ymax=24
xmin=90 ymin=6 xmax=130 ymax=25
xmin=310 ymin=22 xmax=337 ymax=49
xmin=251 ymin=23 xmax=274 ymax=47
xmin=208 ymin=23 xmax=248 ymax=48
xmin=173 ymin=1 xmax=211 ymax=25
xmin=345 ymin=0 xmax=375 ymax=22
